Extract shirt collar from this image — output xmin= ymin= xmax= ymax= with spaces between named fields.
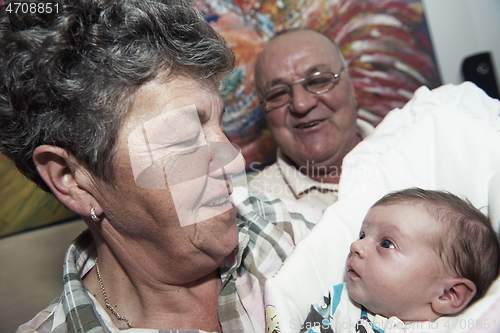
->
xmin=274 ymin=119 xmax=375 ymax=197
xmin=220 ymin=217 xmax=250 ymax=287
xmin=276 ymin=148 xmax=338 ymax=198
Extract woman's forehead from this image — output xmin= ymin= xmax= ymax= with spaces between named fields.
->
xmin=125 ymin=76 xmax=222 ymax=123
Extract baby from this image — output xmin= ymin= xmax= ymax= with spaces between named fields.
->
xmin=301 ymin=188 xmax=500 ymax=333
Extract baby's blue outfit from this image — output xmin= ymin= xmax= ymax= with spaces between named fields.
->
xmin=301 ymin=283 xmax=452 ymax=333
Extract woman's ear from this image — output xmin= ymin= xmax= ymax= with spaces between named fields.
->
xmin=432 ymin=277 xmax=476 ymax=315
xmin=33 ymin=145 xmax=103 ymax=218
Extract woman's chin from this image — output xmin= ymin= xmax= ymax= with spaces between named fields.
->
xmin=193 ymin=205 xmax=239 ymax=260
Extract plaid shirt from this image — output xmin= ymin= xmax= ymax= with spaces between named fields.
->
xmin=16 ymin=188 xmax=320 ymax=333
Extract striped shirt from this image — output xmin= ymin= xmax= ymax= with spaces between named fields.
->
xmin=16 ymin=188 xmax=319 ymax=333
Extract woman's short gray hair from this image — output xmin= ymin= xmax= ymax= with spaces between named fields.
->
xmin=0 ymin=0 xmax=235 ymax=192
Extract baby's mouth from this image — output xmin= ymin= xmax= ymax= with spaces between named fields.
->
xmin=347 ymin=266 xmax=360 ymax=278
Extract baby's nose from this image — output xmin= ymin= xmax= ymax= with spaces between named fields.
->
xmin=350 ymin=239 xmax=366 ymax=258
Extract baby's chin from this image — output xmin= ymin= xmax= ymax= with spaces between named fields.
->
xmin=347 ymin=293 xmax=364 ymax=309
xmin=347 ymin=297 xmax=390 ymax=320
xmin=358 ymin=305 xmax=439 ymax=324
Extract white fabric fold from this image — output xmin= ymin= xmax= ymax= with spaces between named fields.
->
xmin=266 ymin=82 xmax=500 ymax=333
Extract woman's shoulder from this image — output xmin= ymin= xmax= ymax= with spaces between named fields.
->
xmin=15 ymin=301 xmax=59 ymax=333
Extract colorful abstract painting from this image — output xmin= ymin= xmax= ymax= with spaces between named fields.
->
xmin=195 ymin=0 xmax=442 ymax=169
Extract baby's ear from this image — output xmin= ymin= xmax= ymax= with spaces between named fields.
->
xmin=432 ymin=278 xmax=476 ymax=315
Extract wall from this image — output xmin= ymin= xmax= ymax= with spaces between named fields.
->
xmin=422 ymin=0 xmax=500 ymax=86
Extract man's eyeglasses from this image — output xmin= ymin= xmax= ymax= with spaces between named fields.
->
xmin=260 ymin=67 xmax=345 ymax=110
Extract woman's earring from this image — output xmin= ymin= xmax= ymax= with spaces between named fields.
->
xmin=90 ymin=207 xmax=100 ymax=222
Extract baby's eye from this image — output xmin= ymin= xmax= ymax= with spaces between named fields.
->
xmin=380 ymin=239 xmax=395 ymax=249
xmin=359 ymin=232 xmax=365 ymax=240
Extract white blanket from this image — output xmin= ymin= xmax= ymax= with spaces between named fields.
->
xmin=265 ymin=82 xmax=500 ymax=333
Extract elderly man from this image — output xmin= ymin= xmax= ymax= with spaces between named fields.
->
xmin=245 ymin=29 xmax=374 ymax=209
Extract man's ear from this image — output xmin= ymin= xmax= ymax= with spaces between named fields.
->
xmin=432 ymin=277 xmax=477 ymax=315
xmin=33 ymin=145 xmax=103 ymax=218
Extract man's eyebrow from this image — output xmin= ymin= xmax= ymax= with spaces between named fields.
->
xmin=304 ymin=65 xmax=330 ymax=75
xmin=266 ymin=65 xmax=333 ymax=89
xmin=267 ymin=77 xmax=286 ymax=89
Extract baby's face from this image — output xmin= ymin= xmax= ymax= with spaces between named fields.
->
xmin=346 ymin=203 xmax=448 ymax=321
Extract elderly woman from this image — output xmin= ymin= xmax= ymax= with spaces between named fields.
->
xmin=0 ymin=1 xmax=317 ymax=332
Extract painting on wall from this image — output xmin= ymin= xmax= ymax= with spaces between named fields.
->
xmin=195 ymin=0 xmax=442 ymax=170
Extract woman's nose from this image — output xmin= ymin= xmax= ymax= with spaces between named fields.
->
xmin=208 ymin=141 xmax=246 ymax=179
xmin=350 ymin=239 xmax=366 ymax=259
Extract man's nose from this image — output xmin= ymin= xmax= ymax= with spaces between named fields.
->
xmin=350 ymin=239 xmax=367 ymax=259
xmin=289 ymin=83 xmax=318 ymax=115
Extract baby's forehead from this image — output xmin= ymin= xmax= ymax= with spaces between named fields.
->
xmin=367 ymin=200 xmax=434 ymax=218
xmin=364 ymin=203 xmax=446 ymax=254
xmin=363 ymin=202 xmax=442 ymax=235
xmin=373 ymin=200 xmax=446 ymax=220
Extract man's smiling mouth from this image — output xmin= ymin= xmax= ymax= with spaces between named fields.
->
xmin=295 ymin=120 xmax=324 ymax=129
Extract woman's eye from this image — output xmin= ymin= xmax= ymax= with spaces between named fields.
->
xmin=176 ymin=134 xmax=200 ymax=148
xmin=380 ymin=239 xmax=395 ymax=249
xmin=359 ymin=232 xmax=365 ymax=240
